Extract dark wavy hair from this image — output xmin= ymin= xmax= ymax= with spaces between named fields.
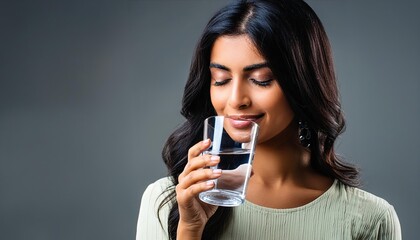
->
xmin=159 ymin=0 xmax=360 ymax=239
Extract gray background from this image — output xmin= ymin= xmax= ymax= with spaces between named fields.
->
xmin=0 ymin=0 xmax=418 ymax=239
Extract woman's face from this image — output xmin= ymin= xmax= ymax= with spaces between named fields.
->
xmin=209 ymin=35 xmax=295 ymax=144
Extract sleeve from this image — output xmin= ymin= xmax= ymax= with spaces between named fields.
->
xmin=376 ymin=205 xmax=402 ymax=240
xmin=136 ymin=178 xmax=173 ymax=240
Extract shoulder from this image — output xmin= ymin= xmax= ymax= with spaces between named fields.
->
xmin=136 ymin=177 xmax=175 ymax=239
xmin=140 ymin=177 xmax=175 ymax=214
xmin=342 ymin=183 xmax=391 ymax=213
xmin=341 ymin=183 xmax=395 ymax=218
xmin=336 ymin=182 xmax=401 ymax=239
xmin=143 ymin=177 xmax=175 ymax=199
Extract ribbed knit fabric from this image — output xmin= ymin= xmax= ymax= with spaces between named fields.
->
xmin=136 ymin=177 xmax=401 ymax=240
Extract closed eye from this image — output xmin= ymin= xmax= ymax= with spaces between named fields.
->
xmin=213 ymin=79 xmax=231 ymax=86
xmin=250 ymin=78 xmax=274 ymax=87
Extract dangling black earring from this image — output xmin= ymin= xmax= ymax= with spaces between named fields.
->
xmin=298 ymin=120 xmax=311 ymax=148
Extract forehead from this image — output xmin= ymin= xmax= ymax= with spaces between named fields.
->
xmin=210 ymin=35 xmax=265 ymax=66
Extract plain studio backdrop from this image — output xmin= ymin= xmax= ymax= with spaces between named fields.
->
xmin=0 ymin=0 xmax=419 ymax=239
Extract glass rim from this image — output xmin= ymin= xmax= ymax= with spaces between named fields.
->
xmin=204 ymin=115 xmax=260 ymax=129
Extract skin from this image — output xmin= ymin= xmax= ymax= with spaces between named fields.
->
xmin=176 ymin=35 xmax=333 ymax=239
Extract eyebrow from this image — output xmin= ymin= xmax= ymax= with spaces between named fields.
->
xmin=209 ymin=62 xmax=269 ymax=72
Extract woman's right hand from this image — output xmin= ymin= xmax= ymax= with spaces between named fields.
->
xmin=175 ymin=139 xmax=221 ymax=239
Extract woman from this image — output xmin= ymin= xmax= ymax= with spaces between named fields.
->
xmin=136 ymin=0 xmax=401 ymax=239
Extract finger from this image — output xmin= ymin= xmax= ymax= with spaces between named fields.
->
xmin=185 ymin=154 xmax=220 ymax=172
xmin=176 ymin=180 xmax=216 ymax=204
xmin=179 ymin=155 xmax=220 ymax=182
xmin=179 ymin=154 xmax=219 ymax=181
xmin=178 ymin=168 xmax=222 ymax=190
xmin=187 ymin=139 xmax=211 ymax=161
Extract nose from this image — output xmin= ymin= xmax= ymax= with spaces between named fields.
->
xmin=228 ymin=79 xmax=251 ymax=110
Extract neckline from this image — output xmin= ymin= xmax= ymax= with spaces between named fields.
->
xmin=242 ymin=179 xmax=339 ymax=213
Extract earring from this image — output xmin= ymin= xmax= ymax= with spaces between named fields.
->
xmin=298 ymin=120 xmax=311 ymax=148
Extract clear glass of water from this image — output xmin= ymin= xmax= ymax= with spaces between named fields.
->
xmin=199 ymin=116 xmax=259 ymax=207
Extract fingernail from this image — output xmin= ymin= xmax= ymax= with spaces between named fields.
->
xmin=210 ymin=156 xmax=220 ymax=161
xmin=212 ymin=169 xmax=222 ymax=174
xmin=206 ymin=180 xmax=215 ymax=186
xmin=202 ymin=139 xmax=210 ymax=146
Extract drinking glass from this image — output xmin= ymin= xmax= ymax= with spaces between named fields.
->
xmin=198 ymin=116 xmax=259 ymax=207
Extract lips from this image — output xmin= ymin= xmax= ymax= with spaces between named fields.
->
xmin=227 ymin=114 xmax=264 ymax=129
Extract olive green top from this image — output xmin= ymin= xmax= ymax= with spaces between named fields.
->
xmin=136 ymin=177 xmax=401 ymax=239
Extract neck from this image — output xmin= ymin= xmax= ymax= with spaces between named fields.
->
xmin=252 ymin=121 xmax=312 ymax=186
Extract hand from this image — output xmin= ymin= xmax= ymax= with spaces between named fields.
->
xmin=176 ymin=139 xmax=221 ymax=238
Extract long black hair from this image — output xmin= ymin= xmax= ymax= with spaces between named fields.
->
xmin=159 ymin=0 xmax=360 ymax=239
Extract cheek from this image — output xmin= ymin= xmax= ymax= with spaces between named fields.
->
xmin=255 ymin=92 xmax=285 ymax=111
xmin=273 ymin=96 xmax=294 ymax=126
xmin=210 ymin=88 xmax=225 ymax=113
xmin=257 ymin=89 xmax=294 ymax=123
xmin=270 ymin=86 xmax=290 ymax=109
xmin=275 ymin=95 xmax=291 ymax=113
